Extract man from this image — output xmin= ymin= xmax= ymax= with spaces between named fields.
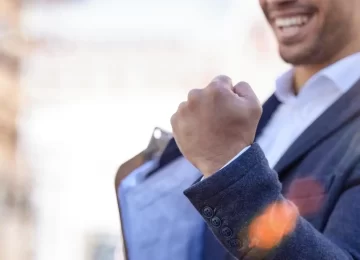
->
xmin=171 ymin=0 xmax=360 ymax=259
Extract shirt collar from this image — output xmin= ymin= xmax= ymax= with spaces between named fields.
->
xmin=321 ymin=52 xmax=360 ymax=92
xmin=275 ymin=52 xmax=360 ymax=103
xmin=275 ymin=69 xmax=294 ymax=103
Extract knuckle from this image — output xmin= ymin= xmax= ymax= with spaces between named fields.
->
xmin=213 ymin=75 xmax=232 ymax=84
xmin=234 ymin=81 xmax=252 ymax=95
xmin=178 ymin=101 xmax=187 ymax=111
xmin=207 ymin=75 xmax=232 ymax=96
xmin=171 ymin=101 xmax=187 ymax=126
xmin=206 ymin=82 xmax=223 ymax=95
xmin=206 ymin=85 xmax=229 ymax=102
xmin=238 ymin=81 xmax=251 ymax=88
xmin=176 ymin=101 xmax=188 ymax=115
xmin=187 ymin=89 xmax=201 ymax=104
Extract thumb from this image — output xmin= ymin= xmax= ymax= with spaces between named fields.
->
xmin=233 ymin=81 xmax=262 ymax=117
xmin=233 ymin=81 xmax=256 ymax=98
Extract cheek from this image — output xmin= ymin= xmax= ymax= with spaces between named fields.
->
xmin=320 ymin=1 xmax=341 ymax=25
xmin=258 ymin=0 xmax=266 ymax=13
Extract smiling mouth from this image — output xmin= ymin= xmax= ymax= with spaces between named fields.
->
xmin=273 ymin=14 xmax=315 ymax=43
xmin=276 ymin=15 xmax=310 ymax=28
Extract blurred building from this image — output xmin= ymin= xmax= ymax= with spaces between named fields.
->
xmin=0 ymin=0 xmax=35 ymax=260
xmin=20 ymin=2 xmax=231 ymax=258
xmin=13 ymin=1 xmax=287 ymax=260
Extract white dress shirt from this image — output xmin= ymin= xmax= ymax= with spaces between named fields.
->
xmin=222 ymin=52 xmax=360 ymax=170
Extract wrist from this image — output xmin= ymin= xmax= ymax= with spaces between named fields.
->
xmin=198 ymin=142 xmax=249 ymax=177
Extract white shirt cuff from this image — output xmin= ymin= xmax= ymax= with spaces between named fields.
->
xmin=200 ymin=146 xmax=251 ymax=181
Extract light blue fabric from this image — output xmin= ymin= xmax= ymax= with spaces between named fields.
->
xmin=119 ymin=157 xmax=204 ymax=260
xmin=119 ymin=160 xmax=158 ymax=253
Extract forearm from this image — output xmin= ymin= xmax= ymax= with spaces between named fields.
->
xmin=184 ymin=144 xmax=358 ymax=259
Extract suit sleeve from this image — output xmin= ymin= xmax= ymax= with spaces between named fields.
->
xmin=183 ymin=143 xmax=360 ymax=260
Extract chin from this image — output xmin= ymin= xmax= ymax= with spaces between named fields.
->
xmin=279 ymin=52 xmax=307 ymax=65
xmin=278 ymin=44 xmax=318 ymax=65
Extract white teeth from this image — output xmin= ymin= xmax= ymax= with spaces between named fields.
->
xmin=275 ymin=16 xmax=309 ymax=28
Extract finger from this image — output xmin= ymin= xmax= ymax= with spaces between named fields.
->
xmin=210 ymin=75 xmax=233 ymax=90
xmin=177 ymin=101 xmax=188 ymax=113
xmin=187 ymin=88 xmax=202 ymax=103
xmin=233 ymin=81 xmax=262 ymax=116
xmin=170 ymin=113 xmax=179 ymax=133
xmin=170 ymin=113 xmax=177 ymax=130
xmin=233 ymin=81 xmax=256 ymax=98
xmin=170 ymin=103 xmax=185 ymax=130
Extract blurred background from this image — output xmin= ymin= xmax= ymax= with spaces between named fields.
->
xmin=0 ymin=0 xmax=289 ymax=260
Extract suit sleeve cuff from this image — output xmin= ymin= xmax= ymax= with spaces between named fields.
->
xmin=183 ymin=143 xmax=283 ymax=257
xmin=221 ymin=146 xmax=251 ymax=170
xmin=200 ymin=146 xmax=251 ymax=181
xmin=188 ymin=143 xmax=279 ymax=200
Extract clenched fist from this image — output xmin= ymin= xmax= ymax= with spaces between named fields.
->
xmin=171 ymin=75 xmax=262 ymax=177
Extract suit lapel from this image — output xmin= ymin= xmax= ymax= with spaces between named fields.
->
xmin=274 ymin=79 xmax=360 ymax=175
xmin=256 ymin=94 xmax=281 ymax=139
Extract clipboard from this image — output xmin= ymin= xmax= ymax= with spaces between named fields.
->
xmin=114 ymin=127 xmax=172 ymax=259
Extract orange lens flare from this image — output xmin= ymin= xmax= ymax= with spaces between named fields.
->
xmin=248 ymin=201 xmax=298 ymax=249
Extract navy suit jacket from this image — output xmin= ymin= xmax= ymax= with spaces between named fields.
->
xmin=160 ymin=79 xmax=360 ymax=259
